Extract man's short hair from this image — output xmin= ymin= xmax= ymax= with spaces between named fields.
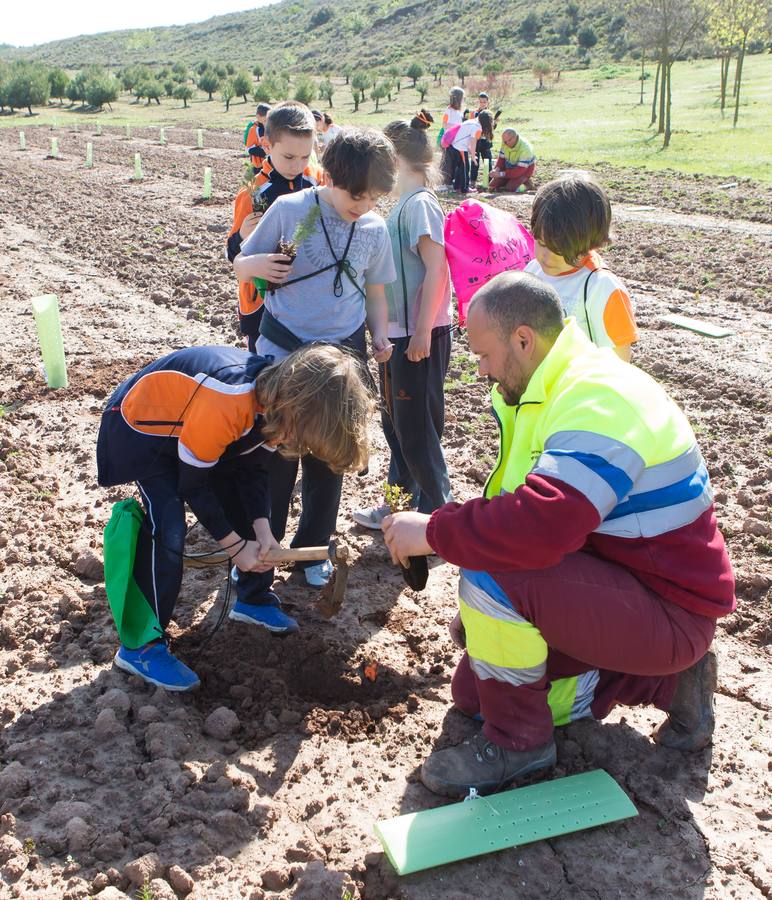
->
xmin=478 ymin=91 xmax=489 ymax=99
xmin=310 ymin=108 xmax=323 ymax=122
xmin=471 ymin=272 xmax=564 ymax=342
xmin=322 ymin=127 xmax=397 ymax=197
xmin=256 ymin=103 xmax=272 ymax=117
xmin=530 ymin=172 xmax=612 ymax=266
xmin=265 ymin=101 xmax=316 ymax=142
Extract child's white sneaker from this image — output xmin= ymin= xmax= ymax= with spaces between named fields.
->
xmin=352 ymin=504 xmax=391 ymax=530
xmin=305 ymin=559 xmax=333 ymax=587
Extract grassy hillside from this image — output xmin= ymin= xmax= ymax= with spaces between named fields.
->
xmin=1 ymin=0 xmax=633 ymax=72
xmin=2 ymin=56 xmax=769 ymax=183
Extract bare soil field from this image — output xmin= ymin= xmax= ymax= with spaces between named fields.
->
xmin=0 ymin=125 xmax=770 ymax=899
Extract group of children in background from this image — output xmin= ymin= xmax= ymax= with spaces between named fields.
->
xmin=224 ymin=96 xmax=637 ymax=634
xmin=438 ymin=86 xmax=536 ymax=194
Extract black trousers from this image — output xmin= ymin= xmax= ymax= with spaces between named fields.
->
xmin=134 ymin=460 xmax=278 ymax=633
xmin=452 ymin=149 xmax=470 ymax=192
xmin=380 ymin=325 xmax=452 ymax=514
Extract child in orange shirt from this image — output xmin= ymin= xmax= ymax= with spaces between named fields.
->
xmin=525 ymin=173 xmax=638 ymax=361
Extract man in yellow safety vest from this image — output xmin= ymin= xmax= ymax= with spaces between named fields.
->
xmin=383 ymin=271 xmax=735 ymax=797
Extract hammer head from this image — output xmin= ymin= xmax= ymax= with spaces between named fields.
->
xmin=315 ymin=541 xmax=350 ymax=619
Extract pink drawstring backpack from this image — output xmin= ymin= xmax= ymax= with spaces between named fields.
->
xmin=444 ymin=199 xmax=535 ymax=324
xmin=440 ymin=123 xmax=462 ymax=148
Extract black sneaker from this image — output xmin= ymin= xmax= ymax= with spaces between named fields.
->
xmin=420 ymin=732 xmax=557 ymax=798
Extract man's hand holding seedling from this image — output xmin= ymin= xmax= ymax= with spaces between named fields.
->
xmin=382 ymin=511 xmax=432 ymax=568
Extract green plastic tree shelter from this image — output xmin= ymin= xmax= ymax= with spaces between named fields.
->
xmin=31 ymin=294 xmax=68 ymax=388
xmin=103 ymin=499 xmax=163 ymax=649
xmin=125 ymin=124 xmax=131 ymax=139
xmin=133 ymin=153 xmax=143 ymax=181
xmin=19 ymin=131 xmax=26 ymax=150
xmin=85 ymin=142 xmax=93 ymax=168
xmin=203 ymin=167 xmax=212 ymax=199
xmin=159 ymin=127 xmax=166 ymax=145
xmin=660 ymin=314 xmax=733 ymax=338
xmin=50 ymin=138 xmax=59 ymax=158
xmin=375 ymin=769 xmax=637 ymax=876
xmin=197 ymin=128 xmax=204 ymax=149
xmin=96 ymin=122 xmax=102 ymax=136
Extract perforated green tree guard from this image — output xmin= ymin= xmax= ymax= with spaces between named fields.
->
xmin=159 ymin=127 xmax=166 ymax=145
xmin=133 ymin=153 xmax=143 ymax=180
xmin=197 ymin=128 xmax=204 ymax=149
xmin=50 ymin=137 xmax=59 ymax=158
xmin=31 ymin=294 xmax=68 ymax=388
xmin=19 ymin=131 xmax=26 ymax=150
xmin=375 ymin=769 xmax=637 ymax=876
xmin=85 ymin=142 xmax=93 ymax=168
xmin=203 ymin=167 xmax=212 ymax=199
xmin=660 ymin=314 xmax=733 ymax=338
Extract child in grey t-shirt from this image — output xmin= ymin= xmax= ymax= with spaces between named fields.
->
xmin=353 ymin=120 xmax=453 ymax=531
xmin=233 ymin=128 xmax=397 ymax=595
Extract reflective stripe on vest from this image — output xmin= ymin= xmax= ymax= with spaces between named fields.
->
xmin=485 ymin=319 xmax=710 ymax=539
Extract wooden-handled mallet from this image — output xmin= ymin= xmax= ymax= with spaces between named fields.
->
xmin=184 ymin=540 xmax=350 ymax=619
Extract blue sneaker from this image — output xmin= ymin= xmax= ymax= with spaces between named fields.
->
xmin=114 ymin=642 xmax=200 ymax=692
xmin=228 ymin=599 xmax=299 ymax=634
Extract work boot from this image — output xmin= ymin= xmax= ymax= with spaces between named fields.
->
xmin=420 ymin=732 xmax=556 ymax=798
xmin=654 ymin=650 xmax=717 ymax=751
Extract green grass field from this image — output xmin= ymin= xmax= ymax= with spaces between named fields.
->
xmin=2 ymin=54 xmax=770 ymax=182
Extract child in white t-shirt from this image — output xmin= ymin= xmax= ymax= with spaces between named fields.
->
xmin=439 ymin=86 xmax=465 ymax=187
xmin=451 ymin=110 xmax=493 ymax=194
xmin=525 ymin=173 xmax=638 ymax=361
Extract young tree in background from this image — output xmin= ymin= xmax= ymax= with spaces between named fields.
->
xmin=221 ymin=78 xmax=236 ymax=111
xmin=371 ymin=81 xmax=388 ymax=111
xmin=351 ymin=71 xmax=371 ymax=103
xmin=85 ymin=69 xmax=118 ymax=110
xmin=294 ymin=75 xmax=317 ymax=106
xmin=727 ymin=0 xmax=769 ymax=126
xmin=232 ymin=70 xmax=252 ymax=102
xmin=252 ymin=64 xmax=263 ymax=81
xmin=388 ymin=65 xmax=402 ymax=91
xmin=351 ymin=85 xmax=361 ymax=111
xmin=416 ymin=80 xmax=430 ymax=102
xmin=406 ymin=62 xmax=424 ymax=86
xmin=48 ymin=67 xmax=69 ymax=105
xmin=533 ymin=61 xmax=552 ymax=89
xmin=318 ymin=77 xmax=335 ymax=108
xmin=8 ymin=61 xmax=50 ymax=114
xmin=456 ymin=63 xmax=469 ymax=85
xmin=627 ymin=0 xmax=705 ymax=147
xmin=198 ymin=69 xmax=221 ymax=101
xmin=174 ymin=83 xmax=194 ymax=108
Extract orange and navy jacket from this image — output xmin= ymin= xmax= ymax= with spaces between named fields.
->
xmin=227 ymin=157 xmax=323 ymax=334
xmin=97 ymin=346 xmax=273 ymax=540
xmin=245 ymin=120 xmax=267 ymax=163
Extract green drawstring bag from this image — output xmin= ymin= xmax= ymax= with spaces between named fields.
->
xmin=103 ymin=498 xmax=163 ymax=649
